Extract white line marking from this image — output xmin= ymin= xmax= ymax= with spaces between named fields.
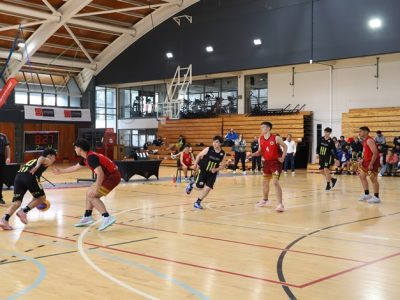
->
xmin=77 ymin=208 xmax=159 ymax=300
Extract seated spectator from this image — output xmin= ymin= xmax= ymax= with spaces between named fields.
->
xmin=350 ymin=150 xmax=361 ymax=175
xmin=393 ymin=136 xmax=400 ymax=146
xmin=339 ymin=136 xmax=347 ymax=149
xmin=380 ymin=149 xmax=399 ymax=176
xmin=350 ymin=136 xmax=363 ymax=154
xmin=180 ymin=144 xmax=194 ymax=181
xmin=143 ymin=141 xmax=151 ymax=150
xmin=339 ymin=146 xmax=351 ymax=174
xmin=375 ymin=130 xmax=386 ymax=145
xmin=168 ymin=135 xmax=186 ymax=151
xmin=233 ymin=134 xmax=247 ymax=175
xmin=224 ymin=128 xmax=238 ymax=147
xmin=153 ymin=136 xmax=164 ymax=146
xmin=394 ymin=144 xmax=400 ymax=156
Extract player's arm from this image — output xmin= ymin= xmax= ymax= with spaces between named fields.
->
xmin=53 ymin=163 xmax=82 ymax=174
xmin=212 ymin=154 xmax=227 ymax=173
xmin=276 ymin=136 xmax=287 ymax=162
xmin=29 ymin=156 xmax=47 ymax=174
xmin=293 ymin=141 xmax=297 ymax=155
xmin=367 ymin=139 xmax=378 ymax=169
xmin=5 ymin=144 xmax=10 ymax=164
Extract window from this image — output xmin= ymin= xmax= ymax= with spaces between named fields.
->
xmin=70 ymin=97 xmax=81 ymax=107
xmin=96 ymin=87 xmax=116 ymax=131
xmin=15 ymin=92 xmax=28 ymax=104
xmin=245 ymin=74 xmax=268 ymax=114
xmin=57 ymin=95 xmax=68 ymax=107
xmin=30 ymin=93 xmax=42 ymax=105
xmin=43 ymin=94 xmax=56 ymax=106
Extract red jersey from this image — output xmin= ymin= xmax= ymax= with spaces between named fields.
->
xmin=182 ymin=152 xmax=193 ymax=166
xmin=363 ymin=136 xmax=376 ymax=163
xmin=260 ymin=134 xmax=279 ymax=161
xmin=79 ymin=151 xmax=118 ymax=176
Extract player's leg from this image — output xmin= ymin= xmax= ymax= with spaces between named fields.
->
xmin=272 ymin=174 xmax=284 ymax=211
xmin=233 ymin=152 xmax=240 ymax=174
xmin=193 ymin=186 xmax=210 ymax=209
xmin=358 ymin=168 xmax=372 ymax=201
xmin=16 ymin=195 xmax=46 ymax=225
xmin=0 ymin=155 xmax=5 ymax=204
xmin=367 ymin=170 xmax=380 ymax=203
xmin=74 ymin=195 xmax=95 ymax=227
xmin=0 ymin=200 xmax=22 ymax=230
xmin=240 ymin=152 xmax=246 ymax=174
xmin=182 ymin=165 xmax=188 ymax=179
xmin=193 ymin=172 xmax=216 ymax=209
xmin=256 ymin=176 xmax=271 ymax=207
xmin=186 ymin=169 xmax=200 ymax=194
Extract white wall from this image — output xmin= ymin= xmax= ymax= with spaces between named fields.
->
xmin=118 ymin=118 xmax=159 ymax=130
xmin=268 ymin=60 xmax=400 ymax=158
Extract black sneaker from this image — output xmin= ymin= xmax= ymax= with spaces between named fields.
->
xmin=325 ymin=185 xmax=331 ymax=191
xmin=331 ymin=178 xmax=338 ymax=188
xmin=0 ymin=198 xmax=5 ymax=205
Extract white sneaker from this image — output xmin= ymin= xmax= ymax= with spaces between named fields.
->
xmin=378 ymin=173 xmax=383 ymax=177
xmin=291 ymin=171 xmax=295 ymax=175
xmin=242 ymin=171 xmax=247 ymax=175
xmin=74 ymin=216 xmax=95 ymax=227
xmin=367 ymin=196 xmax=381 ymax=204
xmin=359 ymin=194 xmax=372 ymax=201
xmin=256 ymin=200 xmax=269 ymax=207
xmin=233 ymin=170 xmax=236 ymax=174
xmin=275 ymin=204 xmax=285 ymax=212
xmin=97 ymin=215 xmax=116 ymax=231
xmin=284 ymin=171 xmax=288 ymax=174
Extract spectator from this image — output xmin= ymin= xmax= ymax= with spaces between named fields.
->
xmin=333 ymin=137 xmax=341 ymax=151
xmin=0 ymin=132 xmax=11 ymax=204
xmin=393 ymin=136 xmax=400 ymax=146
xmin=350 ymin=136 xmax=363 ymax=154
xmin=224 ymin=128 xmax=238 ymax=147
xmin=350 ymin=150 xmax=361 ymax=175
xmin=180 ymin=144 xmax=194 ymax=181
xmin=339 ymin=146 xmax=351 ymax=174
xmin=233 ymin=134 xmax=247 ymax=175
xmin=283 ymin=134 xmax=296 ymax=174
xmin=339 ymin=136 xmax=347 ymax=149
xmin=143 ymin=141 xmax=151 ymax=150
xmin=250 ymin=136 xmax=261 ymax=173
xmin=153 ymin=136 xmax=164 ymax=146
xmin=168 ymin=135 xmax=186 ymax=151
xmin=379 ymin=149 xmax=399 ymax=176
xmin=394 ymin=144 xmax=400 ymax=156
xmin=375 ymin=130 xmax=386 ymax=145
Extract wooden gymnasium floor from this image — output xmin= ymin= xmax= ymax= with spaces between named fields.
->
xmin=1 ymin=166 xmax=399 ymax=300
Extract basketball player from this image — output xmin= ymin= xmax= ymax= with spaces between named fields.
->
xmin=316 ymin=127 xmax=339 ymax=191
xmin=180 ymin=144 xmax=194 ymax=182
xmin=54 ymin=138 xmax=120 ymax=231
xmin=251 ymin=122 xmax=287 ymax=212
xmin=0 ymin=148 xmax=57 ymax=230
xmin=358 ymin=126 xmax=380 ymax=203
xmin=186 ymin=136 xmax=226 ymax=209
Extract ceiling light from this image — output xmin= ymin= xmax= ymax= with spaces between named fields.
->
xmin=253 ymin=38 xmax=262 ymax=46
xmin=166 ymin=52 xmax=173 ymax=59
xmin=368 ymin=18 xmax=382 ymax=29
xmin=206 ymin=46 xmax=214 ymax=53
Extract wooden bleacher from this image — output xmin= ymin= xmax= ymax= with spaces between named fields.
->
xmin=342 ymin=107 xmax=400 ymax=146
xmin=150 ymin=112 xmax=313 ymax=167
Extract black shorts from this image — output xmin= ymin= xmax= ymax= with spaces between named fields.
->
xmin=319 ymin=156 xmax=334 ymax=170
xmin=195 ymin=170 xmax=217 ymax=189
xmin=12 ymin=173 xmax=45 ymax=202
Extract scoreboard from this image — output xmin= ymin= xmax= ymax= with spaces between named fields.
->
xmin=24 ymin=131 xmax=59 ymax=153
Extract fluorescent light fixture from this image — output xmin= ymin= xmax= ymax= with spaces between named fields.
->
xmin=166 ymin=52 xmax=173 ymax=58
xmin=18 ymin=42 xmax=25 ymax=48
xmin=368 ymin=18 xmax=382 ymax=29
xmin=253 ymin=38 xmax=262 ymax=46
xmin=206 ymin=46 xmax=214 ymax=53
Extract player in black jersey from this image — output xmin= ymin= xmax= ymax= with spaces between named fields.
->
xmin=0 ymin=148 xmax=57 ymax=230
xmin=186 ymin=136 xmax=226 ymax=209
xmin=316 ymin=127 xmax=339 ymax=191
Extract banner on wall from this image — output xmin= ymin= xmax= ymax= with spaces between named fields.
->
xmin=24 ymin=106 xmax=91 ymax=122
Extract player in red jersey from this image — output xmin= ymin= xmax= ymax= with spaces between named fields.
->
xmin=180 ymin=144 xmax=195 ymax=181
xmin=54 ymin=138 xmax=121 ymax=230
xmin=251 ymin=122 xmax=287 ymax=212
xmin=358 ymin=127 xmax=380 ymax=203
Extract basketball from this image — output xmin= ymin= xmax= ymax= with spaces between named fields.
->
xmin=37 ymin=199 xmax=51 ymax=212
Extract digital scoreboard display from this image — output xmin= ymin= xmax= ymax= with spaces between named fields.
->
xmin=24 ymin=131 xmax=59 ymax=153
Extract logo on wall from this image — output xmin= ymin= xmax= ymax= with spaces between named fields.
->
xmin=34 ymin=108 xmax=55 ymax=117
xmin=64 ymin=110 xmax=82 ymax=118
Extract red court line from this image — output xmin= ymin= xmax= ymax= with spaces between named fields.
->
xmin=22 ymin=229 xmax=301 ymax=288
xmin=63 ymin=215 xmax=366 ymax=263
xmin=300 ymin=251 xmax=400 ymax=288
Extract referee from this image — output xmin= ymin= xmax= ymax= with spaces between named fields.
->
xmin=0 ymin=132 xmax=11 ymax=204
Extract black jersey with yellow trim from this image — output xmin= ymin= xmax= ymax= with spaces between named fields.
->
xmin=18 ymin=159 xmax=47 ymax=178
xmin=199 ymin=146 xmax=225 ymax=172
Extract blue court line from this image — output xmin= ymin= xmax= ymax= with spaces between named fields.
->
xmin=0 ymin=251 xmax=47 ymax=300
xmin=93 ymin=250 xmax=209 ymax=300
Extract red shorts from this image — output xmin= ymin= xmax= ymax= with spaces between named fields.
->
xmin=98 ymin=171 xmax=121 ymax=196
xmin=263 ymin=160 xmax=282 ymax=177
xmin=360 ymin=160 xmax=379 ymax=175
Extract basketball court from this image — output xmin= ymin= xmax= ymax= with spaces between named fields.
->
xmin=1 ymin=0 xmax=400 ymax=299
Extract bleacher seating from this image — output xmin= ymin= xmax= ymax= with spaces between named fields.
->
xmin=342 ymin=107 xmax=400 ymax=146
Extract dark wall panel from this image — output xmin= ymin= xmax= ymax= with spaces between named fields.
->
xmin=96 ymin=0 xmax=400 ymax=85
